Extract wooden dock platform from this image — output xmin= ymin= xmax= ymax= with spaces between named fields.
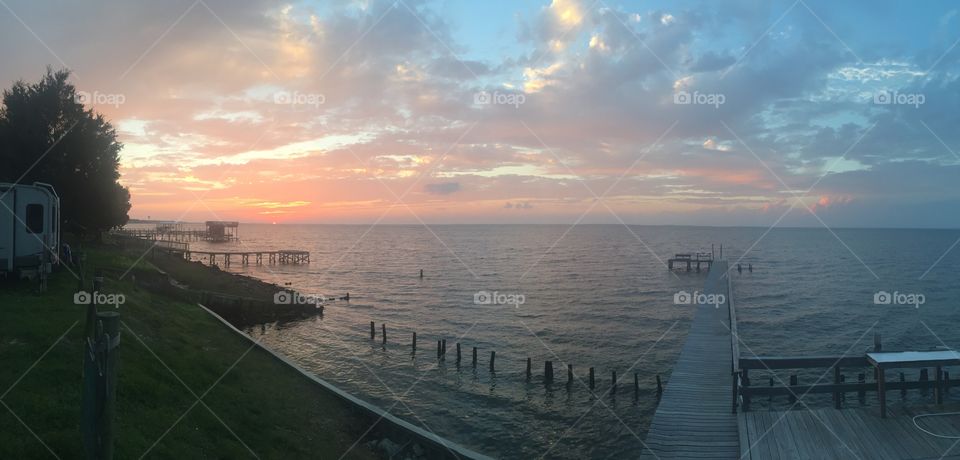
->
xmin=741 ymin=402 xmax=960 ymax=459
xmin=641 ymin=260 xmax=739 ymax=458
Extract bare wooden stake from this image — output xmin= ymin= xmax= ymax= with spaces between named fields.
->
xmin=472 ymin=347 xmax=478 ymax=367
xmin=526 ymin=357 xmax=532 ymax=380
xmin=656 ymin=375 xmax=663 ymax=396
xmin=545 ymin=361 xmax=553 ymax=384
xmin=370 ymin=321 xmax=375 ymax=340
xmin=568 ymin=364 xmax=573 ymax=386
xmin=381 ymin=324 xmax=386 ymax=345
xmin=490 ymin=351 xmax=495 ymax=372
xmin=611 ymin=370 xmax=617 ymax=394
xmin=456 ymin=343 xmax=461 ymax=363
xmin=412 ymin=332 xmax=417 ymax=351
xmin=589 ymin=367 xmax=595 ymax=390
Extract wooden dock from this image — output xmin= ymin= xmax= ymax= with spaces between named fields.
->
xmin=644 ymin=254 xmax=960 ymax=459
xmin=641 ymin=260 xmax=739 ymax=458
xmin=741 ymin=402 xmax=960 ymax=459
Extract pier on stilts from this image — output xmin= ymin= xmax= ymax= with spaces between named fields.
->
xmin=644 ymin=251 xmax=960 ymax=459
xmin=185 ymin=249 xmax=310 ymax=267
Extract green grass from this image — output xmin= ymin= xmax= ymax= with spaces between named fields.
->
xmin=0 ymin=246 xmax=379 ymax=459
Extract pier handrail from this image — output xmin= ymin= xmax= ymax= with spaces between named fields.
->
xmin=728 ymin=269 xmax=741 ymax=413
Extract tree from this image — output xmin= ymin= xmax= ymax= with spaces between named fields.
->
xmin=0 ymin=68 xmax=130 ymax=237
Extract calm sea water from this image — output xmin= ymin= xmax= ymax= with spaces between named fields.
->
xmin=171 ymin=225 xmax=960 ymax=458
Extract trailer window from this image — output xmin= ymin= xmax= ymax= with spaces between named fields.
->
xmin=26 ymin=204 xmax=43 ymax=233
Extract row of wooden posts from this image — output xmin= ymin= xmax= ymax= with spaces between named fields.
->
xmin=369 ymin=321 xmax=664 ymax=396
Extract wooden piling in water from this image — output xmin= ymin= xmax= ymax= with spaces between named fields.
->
xmin=472 ymin=347 xmax=477 ymax=367
xmin=568 ymin=364 xmax=573 ymax=386
xmin=456 ymin=343 xmax=461 ymax=363
xmin=437 ymin=340 xmax=442 ymax=359
xmin=441 ymin=339 xmax=446 ymax=358
xmin=611 ymin=370 xmax=617 ymax=394
xmin=490 ymin=351 xmax=495 ymax=372
xmin=634 ymin=373 xmax=639 ymax=397
xmin=589 ymin=367 xmax=595 ymax=390
xmin=526 ymin=358 xmax=532 ymax=380
xmin=412 ymin=332 xmax=417 ymax=351
xmin=381 ymin=324 xmax=386 ymax=345
xmin=656 ymin=375 xmax=663 ymax=396
xmin=370 ymin=321 xmax=375 ymax=340
xmin=545 ymin=361 xmax=553 ymax=384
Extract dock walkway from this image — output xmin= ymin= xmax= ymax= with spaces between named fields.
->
xmin=641 ymin=260 xmax=739 ymax=458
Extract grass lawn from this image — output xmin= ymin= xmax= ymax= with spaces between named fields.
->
xmin=0 ymin=245 xmax=379 ymax=459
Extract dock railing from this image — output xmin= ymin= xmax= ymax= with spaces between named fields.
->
xmin=728 ymin=270 xmax=741 ymax=413
xmin=737 ymin=354 xmax=957 ymax=411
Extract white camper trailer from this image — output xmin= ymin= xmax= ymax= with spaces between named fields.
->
xmin=0 ymin=182 xmax=60 ymax=274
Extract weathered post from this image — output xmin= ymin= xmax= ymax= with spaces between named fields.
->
xmin=381 ymin=324 xmax=386 ymax=345
xmin=490 ymin=351 xmax=496 ymax=372
xmin=441 ymin=339 xmax=446 ymax=358
xmin=437 ymin=340 xmax=442 ymax=359
xmin=920 ymin=368 xmax=929 ymax=396
xmin=412 ymin=332 xmax=417 ymax=351
xmin=472 ymin=347 xmax=478 ymax=367
xmin=789 ymin=375 xmax=798 ymax=404
xmin=456 ymin=343 xmax=461 ymax=364
xmin=83 ymin=311 xmax=120 ymax=460
xmin=526 ymin=358 xmax=532 ymax=381
xmin=589 ymin=367 xmax=595 ymax=390
xmin=858 ymin=373 xmax=866 ymax=403
xmin=834 ymin=366 xmax=841 ymax=409
xmin=370 ymin=321 xmax=375 ymax=340
xmin=568 ymin=364 xmax=574 ymax=386
xmin=545 ymin=361 xmax=553 ymax=384
xmin=611 ymin=370 xmax=617 ymax=394
xmin=656 ymin=375 xmax=663 ymax=396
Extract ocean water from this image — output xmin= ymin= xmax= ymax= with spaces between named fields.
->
xmin=170 ymin=225 xmax=960 ymax=458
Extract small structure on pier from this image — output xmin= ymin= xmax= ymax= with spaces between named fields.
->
xmin=667 ymin=252 xmax=713 ymax=272
xmin=205 ymin=221 xmax=239 ymax=242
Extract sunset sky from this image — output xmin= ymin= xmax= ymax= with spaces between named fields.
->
xmin=1 ymin=0 xmax=959 ymax=227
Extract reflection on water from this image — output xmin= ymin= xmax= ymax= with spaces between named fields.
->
xmin=152 ymin=225 xmax=960 ymax=458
